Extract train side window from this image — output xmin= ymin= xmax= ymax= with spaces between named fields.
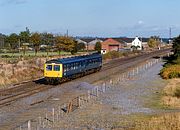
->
xmin=54 ymin=65 xmax=60 ymax=71
xmin=64 ymin=65 xmax=67 ymax=72
xmin=74 ymin=63 xmax=76 ymax=69
xmin=46 ymin=65 xmax=52 ymax=71
xmin=76 ymin=62 xmax=79 ymax=69
xmin=66 ymin=64 xmax=70 ymax=71
xmin=71 ymin=64 xmax=73 ymax=70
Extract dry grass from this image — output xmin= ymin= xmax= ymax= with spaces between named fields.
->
xmin=0 ymin=58 xmax=45 ymax=87
xmin=134 ymin=113 xmax=180 ymax=130
xmin=162 ymin=79 xmax=180 ymax=108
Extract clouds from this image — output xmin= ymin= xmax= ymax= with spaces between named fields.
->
xmin=116 ymin=21 xmax=174 ymax=37
xmin=1 ymin=0 xmax=28 ymax=6
xmin=138 ymin=20 xmax=144 ymax=25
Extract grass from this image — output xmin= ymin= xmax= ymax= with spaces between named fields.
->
xmin=0 ymin=51 xmax=71 ymax=57
xmin=133 ymin=112 xmax=180 ymax=130
xmin=162 ymin=79 xmax=180 ymax=108
xmin=0 ymin=51 xmax=87 ymax=63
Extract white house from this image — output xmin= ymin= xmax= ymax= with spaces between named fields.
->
xmin=132 ymin=36 xmax=142 ymax=50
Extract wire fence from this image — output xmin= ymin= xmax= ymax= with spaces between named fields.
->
xmin=15 ymin=57 xmax=164 ymax=130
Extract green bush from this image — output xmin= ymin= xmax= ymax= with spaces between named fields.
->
xmin=1 ymin=55 xmax=11 ymax=58
xmin=169 ymin=72 xmax=180 ymax=79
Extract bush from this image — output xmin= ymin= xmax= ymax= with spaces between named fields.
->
xmin=174 ymin=87 xmax=180 ymax=98
xmin=1 ymin=55 xmax=11 ymax=58
xmin=169 ymin=72 xmax=180 ymax=79
xmin=103 ymin=51 xmax=122 ymax=60
xmin=160 ymin=65 xmax=180 ymax=79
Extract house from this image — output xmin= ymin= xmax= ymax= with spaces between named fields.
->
xmin=87 ymin=39 xmax=103 ymax=50
xmin=76 ymin=39 xmax=87 ymax=45
xmin=76 ymin=38 xmax=103 ymax=51
xmin=131 ymin=36 xmax=143 ymax=50
xmin=101 ymin=38 xmax=122 ymax=54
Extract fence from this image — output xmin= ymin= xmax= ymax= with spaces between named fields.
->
xmin=15 ymin=58 xmax=162 ymax=130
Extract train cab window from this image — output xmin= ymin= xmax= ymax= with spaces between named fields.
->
xmin=46 ymin=65 xmax=52 ymax=71
xmin=54 ymin=65 xmax=60 ymax=71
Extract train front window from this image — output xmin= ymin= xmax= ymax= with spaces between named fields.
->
xmin=46 ymin=65 xmax=52 ymax=71
xmin=54 ymin=65 xmax=60 ymax=71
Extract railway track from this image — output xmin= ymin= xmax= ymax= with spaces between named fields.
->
xmin=0 ymin=48 xmax=171 ymax=107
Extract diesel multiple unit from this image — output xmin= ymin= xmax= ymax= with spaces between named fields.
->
xmin=44 ymin=53 xmax=102 ymax=84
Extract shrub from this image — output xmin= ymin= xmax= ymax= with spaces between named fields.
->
xmin=1 ymin=55 xmax=11 ymax=58
xmin=103 ymin=51 xmax=121 ymax=60
xmin=160 ymin=65 xmax=180 ymax=79
xmin=174 ymin=87 xmax=180 ymax=98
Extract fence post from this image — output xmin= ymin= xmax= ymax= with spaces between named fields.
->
xmin=96 ymin=87 xmax=99 ymax=97
xmin=28 ymin=120 xmax=31 ymax=130
xmin=78 ymin=96 xmax=81 ymax=108
xmin=52 ymin=108 xmax=55 ymax=123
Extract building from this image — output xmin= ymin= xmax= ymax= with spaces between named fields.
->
xmin=101 ymin=38 xmax=122 ymax=54
xmin=76 ymin=38 xmax=103 ymax=51
xmin=87 ymin=39 xmax=103 ymax=50
xmin=131 ymin=36 xmax=143 ymax=50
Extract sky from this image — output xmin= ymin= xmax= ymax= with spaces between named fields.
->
xmin=0 ymin=0 xmax=180 ymax=38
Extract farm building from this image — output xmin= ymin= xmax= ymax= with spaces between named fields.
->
xmin=101 ymin=38 xmax=123 ymax=54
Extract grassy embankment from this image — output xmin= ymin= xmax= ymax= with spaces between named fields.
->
xmin=0 ymin=51 xmax=88 ymax=87
xmin=160 ymin=56 xmax=180 ymax=108
xmin=131 ymin=44 xmax=180 ymax=129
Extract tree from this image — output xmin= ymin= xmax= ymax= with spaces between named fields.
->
xmin=71 ymin=40 xmax=78 ymax=55
xmin=41 ymin=33 xmax=54 ymax=56
xmin=173 ymin=35 xmax=180 ymax=59
xmin=19 ymin=30 xmax=30 ymax=55
xmin=94 ymin=42 xmax=102 ymax=53
xmin=148 ymin=36 xmax=161 ymax=48
xmin=55 ymin=36 xmax=75 ymax=55
xmin=131 ymin=45 xmax=140 ymax=51
xmin=30 ymin=32 xmax=41 ymax=56
xmin=5 ymin=33 xmax=19 ymax=55
xmin=76 ymin=42 xmax=85 ymax=51
xmin=19 ymin=31 xmax=30 ymax=43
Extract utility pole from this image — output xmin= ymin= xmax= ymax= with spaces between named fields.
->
xmin=169 ymin=27 xmax=172 ymax=44
xmin=66 ymin=29 xmax=69 ymax=37
xmin=18 ymin=39 xmax=21 ymax=53
xmin=169 ymin=27 xmax=171 ymax=40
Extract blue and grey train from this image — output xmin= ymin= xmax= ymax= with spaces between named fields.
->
xmin=44 ymin=53 xmax=102 ymax=84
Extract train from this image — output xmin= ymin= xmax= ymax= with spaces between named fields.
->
xmin=44 ymin=53 xmax=102 ymax=84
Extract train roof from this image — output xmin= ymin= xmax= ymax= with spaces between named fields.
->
xmin=46 ymin=53 xmax=102 ymax=64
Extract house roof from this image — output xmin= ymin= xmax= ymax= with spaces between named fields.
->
xmin=88 ymin=39 xmax=103 ymax=45
xmin=101 ymin=38 xmax=120 ymax=45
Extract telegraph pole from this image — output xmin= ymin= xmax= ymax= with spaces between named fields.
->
xmin=66 ymin=29 xmax=69 ymax=37
xmin=169 ymin=27 xmax=172 ymax=44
